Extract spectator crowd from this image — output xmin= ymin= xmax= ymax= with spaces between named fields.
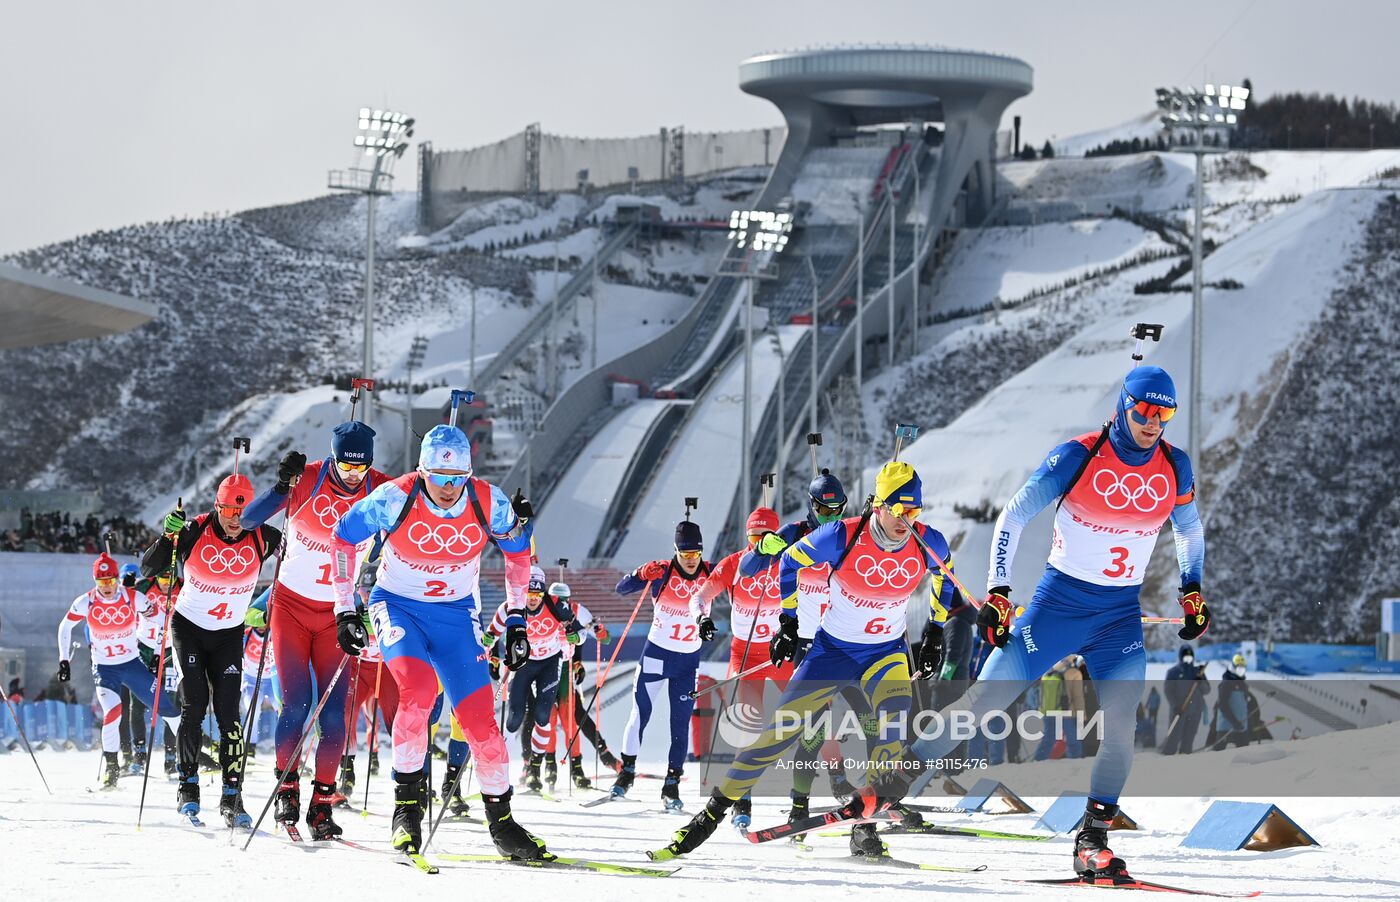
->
xmin=1 ymin=509 xmax=157 ymax=555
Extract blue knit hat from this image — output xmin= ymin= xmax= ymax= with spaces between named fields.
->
xmin=674 ymin=520 xmax=703 ymax=552
xmin=332 ymin=421 xmax=376 ymax=464
xmin=419 ymin=424 xmax=472 ymax=473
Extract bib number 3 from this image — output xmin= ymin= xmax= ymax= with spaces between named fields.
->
xmin=1103 ymin=546 xmax=1135 ymax=579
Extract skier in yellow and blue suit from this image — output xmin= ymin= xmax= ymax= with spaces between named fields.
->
xmin=652 ymin=460 xmax=961 ymax=860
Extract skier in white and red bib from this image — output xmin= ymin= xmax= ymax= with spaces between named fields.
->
xmin=907 ymin=364 xmax=1208 ymax=882
xmin=57 ymin=552 xmax=180 ymax=788
xmin=240 ymin=420 xmax=390 ymax=839
xmin=486 ymin=565 xmax=582 ymax=791
xmin=142 ymin=475 xmax=281 ymax=826
xmin=329 ymin=424 xmax=549 ymax=861
xmin=610 ymin=516 xmax=717 ymax=810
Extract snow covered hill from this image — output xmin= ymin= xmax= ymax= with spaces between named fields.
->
xmin=0 ymin=181 xmax=727 ymax=516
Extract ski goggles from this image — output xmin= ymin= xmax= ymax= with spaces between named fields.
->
xmin=883 ymin=502 xmax=922 ymax=520
xmin=335 ymin=460 xmax=370 ymax=475
xmin=216 ymin=504 xmax=245 ymax=517
xmin=422 ymin=470 xmax=469 ymax=487
xmin=95 ymin=577 xmax=118 ymax=588
xmin=1126 ymin=395 xmax=1177 ymax=425
xmin=675 ymin=549 xmax=703 ymax=562
xmin=811 ymin=499 xmax=846 ymax=520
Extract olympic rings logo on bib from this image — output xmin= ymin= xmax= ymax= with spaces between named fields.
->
xmin=309 ymin=493 xmax=351 ymax=530
xmin=406 ymin=520 xmax=485 ymax=556
xmin=740 ymin=572 xmax=777 ymax=597
xmin=1092 ymin=470 xmax=1171 ymax=513
xmin=667 ymin=577 xmax=701 ymax=601
xmin=201 ymin=545 xmax=257 ymax=575
xmin=89 ymin=602 xmax=132 ymax=627
xmin=853 ymin=554 xmax=921 ymax=589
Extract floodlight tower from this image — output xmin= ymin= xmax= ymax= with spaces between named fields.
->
xmin=330 ymin=108 xmax=416 ymax=426
xmin=719 ymin=210 xmax=792 ymax=519
xmin=1156 ymin=85 xmax=1247 ymax=493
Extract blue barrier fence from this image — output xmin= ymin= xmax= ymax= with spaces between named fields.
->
xmin=1 ymin=701 xmax=94 ymax=750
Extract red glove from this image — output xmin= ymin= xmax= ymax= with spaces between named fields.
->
xmin=976 ymin=587 xmax=1015 ymax=648
xmin=636 ymin=560 xmax=668 ymax=581
xmin=1177 ymin=585 xmax=1210 ymax=640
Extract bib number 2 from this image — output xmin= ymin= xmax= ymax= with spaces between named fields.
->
xmin=1103 ymin=546 xmax=1135 ymax=579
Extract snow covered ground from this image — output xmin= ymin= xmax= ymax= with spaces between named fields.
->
xmin=5 ymin=717 xmax=1398 ymax=900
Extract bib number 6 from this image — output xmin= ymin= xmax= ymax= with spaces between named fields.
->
xmin=863 ymin=617 xmax=893 ymax=636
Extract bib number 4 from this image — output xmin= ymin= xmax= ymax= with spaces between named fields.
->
xmin=207 ymin=602 xmax=233 ymax=621
xmin=1103 ymin=546 xmax=1135 ymax=579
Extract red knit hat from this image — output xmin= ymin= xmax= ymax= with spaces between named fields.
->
xmin=93 ymin=553 xmax=118 ymax=581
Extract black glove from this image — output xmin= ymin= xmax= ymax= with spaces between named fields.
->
xmin=335 ymin=610 xmax=368 ymax=656
xmin=275 ymin=451 xmax=307 ymax=493
xmin=1177 ymin=584 xmax=1210 ymax=641
xmin=769 ymin=614 xmax=799 ymax=666
xmin=122 ymin=572 xmax=136 ymax=589
xmin=977 ymin=586 xmax=1015 ymax=648
xmin=58 ymin=660 xmax=71 ymax=682
xmin=571 ymin=659 xmax=585 ymax=684
xmin=915 ymin=621 xmax=944 ymax=679
xmin=504 ymin=621 xmax=530 ymax=670
xmin=697 ymin=616 xmax=716 ymax=642
xmin=510 ymin=489 xmax=534 ymax=522
xmin=140 ymin=645 xmax=158 ymax=674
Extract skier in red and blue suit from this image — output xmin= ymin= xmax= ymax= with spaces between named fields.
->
xmin=329 ymin=424 xmax=550 ymax=861
xmin=240 ymin=420 xmax=390 ymax=840
xmin=907 ymin=364 xmax=1209 ymax=882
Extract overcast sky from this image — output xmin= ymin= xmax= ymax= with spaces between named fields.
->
xmin=2 ymin=0 xmax=1395 ymax=255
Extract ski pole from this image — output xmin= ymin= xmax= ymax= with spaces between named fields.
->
xmin=242 ymin=655 xmax=351 ymax=850
xmin=563 ymin=590 xmax=646 ymax=758
xmin=424 ymin=751 xmax=474 ymax=853
xmin=593 ymin=636 xmax=602 ymax=785
xmin=361 ymin=659 xmax=383 ymax=817
xmin=690 ymin=660 xmax=771 ymax=700
xmin=138 ymin=497 xmax=183 ymax=829
xmin=702 ymin=564 xmax=763 ymax=788
xmin=1140 ymin=617 xmax=1185 ymax=625
xmin=1 ymin=691 xmax=50 ymax=794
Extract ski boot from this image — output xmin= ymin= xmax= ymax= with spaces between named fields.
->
xmin=569 ymin=756 xmax=591 ymax=790
xmin=130 ymin=743 xmax=147 ymax=775
xmin=609 ymin=753 xmax=636 ymax=797
xmin=338 ymin=755 xmax=356 ymax=797
xmin=482 ymin=788 xmax=549 ymax=861
xmin=599 ymin=748 xmax=619 ymax=772
xmin=543 ymin=756 xmax=558 ymax=792
xmin=787 ymin=792 xmax=811 ymax=842
xmin=122 ymin=746 xmax=134 ymax=772
xmin=829 ymin=768 xmax=857 ymax=804
xmin=176 ymin=775 xmax=200 ymax=818
xmin=524 ymin=752 xmax=544 ymax=792
xmin=653 ymin=789 xmax=729 ymax=859
xmin=892 ymin=802 xmax=924 ymax=828
xmin=163 ymin=746 xmax=177 ymax=777
xmin=441 ymin=764 xmax=471 ymax=817
xmin=849 ymin=822 xmax=885 ymax=857
xmin=101 ymin=751 xmax=122 ymax=788
xmin=368 ymin=749 xmax=380 ymax=776
xmin=1073 ymin=800 xmax=1130 ymax=880
xmin=391 ymin=771 xmax=426 ymax=854
xmin=661 ymin=767 xmax=684 ymax=813
xmin=307 ymin=781 xmax=343 ymax=840
xmin=220 ymin=785 xmax=252 ymax=829
xmin=274 ymin=779 xmax=300 ymax=825
xmin=731 ymin=795 xmax=752 ymax=830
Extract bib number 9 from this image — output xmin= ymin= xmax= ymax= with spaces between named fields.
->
xmin=754 ymin=623 xmax=771 ymax=639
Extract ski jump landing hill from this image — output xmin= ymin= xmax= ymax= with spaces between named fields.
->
xmin=529 ymin=45 xmax=1033 ymax=565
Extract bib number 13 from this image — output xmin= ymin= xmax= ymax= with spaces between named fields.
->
xmin=1103 ymin=546 xmax=1135 ymax=579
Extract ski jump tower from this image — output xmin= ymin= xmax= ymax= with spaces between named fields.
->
xmin=739 ymin=44 xmax=1032 ymax=225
